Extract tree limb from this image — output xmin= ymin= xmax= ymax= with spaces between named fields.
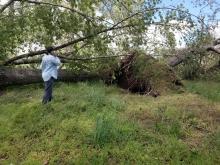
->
xmin=2 ymin=2 xmax=207 ymax=66
xmin=168 ymin=44 xmax=220 ymax=67
xmin=2 ymin=20 xmax=189 ymax=66
xmin=10 ymin=54 xmax=130 ymax=65
xmin=3 ymin=23 xmax=134 ymax=65
xmin=0 ymin=67 xmax=102 ymax=87
xmin=0 ymin=0 xmax=16 ymax=13
xmin=206 ymin=45 xmax=220 ymax=54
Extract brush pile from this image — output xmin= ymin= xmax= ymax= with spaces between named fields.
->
xmin=117 ymin=51 xmax=182 ymax=96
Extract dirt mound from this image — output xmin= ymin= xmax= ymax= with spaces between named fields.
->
xmin=116 ymin=51 xmax=182 ymax=96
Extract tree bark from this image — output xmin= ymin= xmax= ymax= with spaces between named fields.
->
xmin=0 ymin=67 xmax=101 ymax=87
xmin=206 ymin=44 xmax=220 ymax=54
xmin=167 ymin=49 xmax=194 ymax=67
xmin=9 ymin=54 xmax=130 ymax=65
xmin=167 ymin=54 xmax=189 ymax=67
xmin=167 ymin=44 xmax=220 ymax=67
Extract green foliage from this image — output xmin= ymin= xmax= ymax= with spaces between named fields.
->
xmin=176 ymin=32 xmax=214 ymax=80
xmin=185 ymin=80 xmax=220 ymax=102
xmin=179 ymin=54 xmax=202 ymax=79
xmin=131 ymin=51 xmax=180 ymax=92
xmin=0 ymin=0 xmax=199 ymax=68
xmin=200 ymin=64 xmax=220 ymax=82
xmin=147 ymin=138 xmax=194 ymax=164
xmin=93 ymin=112 xmax=136 ymax=147
xmin=0 ymin=81 xmax=220 ymax=164
xmin=206 ymin=131 xmax=220 ymax=153
xmin=93 ymin=113 xmax=117 ymax=146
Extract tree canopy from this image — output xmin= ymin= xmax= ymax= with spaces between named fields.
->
xmin=0 ymin=0 xmax=219 ymax=67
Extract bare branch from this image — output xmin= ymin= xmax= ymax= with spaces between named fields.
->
xmin=11 ymin=58 xmax=69 ymax=65
xmin=10 ymin=54 xmax=130 ymax=65
xmin=58 ymin=54 xmax=129 ymax=61
xmin=3 ymin=23 xmax=134 ymax=65
xmin=0 ymin=0 xmax=16 ymax=13
xmin=206 ymin=45 xmax=220 ymax=54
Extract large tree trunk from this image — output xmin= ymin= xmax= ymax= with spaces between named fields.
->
xmin=168 ymin=41 xmax=220 ymax=67
xmin=0 ymin=67 xmax=101 ymax=87
xmin=167 ymin=49 xmax=196 ymax=67
xmin=167 ymin=54 xmax=190 ymax=67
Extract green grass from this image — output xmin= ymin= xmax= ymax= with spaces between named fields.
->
xmin=185 ymin=80 xmax=220 ymax=102
xmin=0 ymin=81 xmax=220 ymax=164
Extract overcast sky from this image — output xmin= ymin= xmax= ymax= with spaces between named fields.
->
xmin=0 ymin=0 xmax=7 ymax=5
xmin=1 ymin=0 xmax=220 ymax=49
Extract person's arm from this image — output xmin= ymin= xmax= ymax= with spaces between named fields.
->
xmin=53 ymin=56 xmax=61 ymax=66
xmin=50 ymin=54 xmax=61 ymax=68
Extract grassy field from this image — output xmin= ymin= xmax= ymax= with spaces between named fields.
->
xmin=0 ymin=81 xmax=220 ymax=164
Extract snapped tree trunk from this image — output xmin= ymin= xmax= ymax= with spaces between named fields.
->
xmin=167 ymin=49 xmax=195 ymax=67
xmin=167 ymin=55 xmax=187 ymax=67
xmin=0 ymin=67 xmax=101 ymax=87
xmin=168 ymin=42 xmax=220 ymax=67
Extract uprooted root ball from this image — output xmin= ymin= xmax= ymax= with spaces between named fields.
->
xmin=117 ymin=51 xmax=182 ymax=96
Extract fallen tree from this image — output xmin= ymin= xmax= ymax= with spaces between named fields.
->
xmin=1 ymin=39 xmax=219 ymax=94
xmin=4 ymin=41 xmax=220 ymax=67
xmin=0 ymin=67 xmax=102 ymax=87
xmin=0 ymin=53 xmax=182 ymax=96
xmin=167 ymin=49 xmax=195 ymax=67
xmin=168 ymin=38 xmax=220 ymax=67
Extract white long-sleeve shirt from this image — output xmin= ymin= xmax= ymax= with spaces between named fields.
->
xmin=40 ymin=54 xmax=61 ymax=82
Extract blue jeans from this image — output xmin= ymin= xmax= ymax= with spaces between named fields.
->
xmin=42 ymin=77 xmax=54 ymax=104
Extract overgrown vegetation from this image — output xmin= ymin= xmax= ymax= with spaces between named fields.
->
xmin=1 ymin=0 xmax=220 ymax=164
xmin=0 ymin=81 xmax=219 ymax=164
xmin=117 ymin=51 xmax=182 ymax=95
xmin=201 ymin=65 xmax=220 ymax=82
xmin=185 ymin=80 xmax=220 ymax=102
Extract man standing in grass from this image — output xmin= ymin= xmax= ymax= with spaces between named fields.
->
xmin=41 ymin=47 xmax=61 ymax=104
